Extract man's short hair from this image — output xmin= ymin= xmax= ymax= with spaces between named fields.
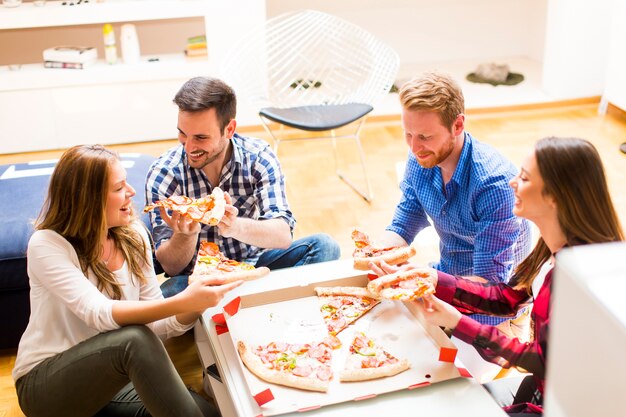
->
xmin=173 ymin=77 xmax=237 ymax=132
xmin=399 ymin=72 xmax=465 ymax=129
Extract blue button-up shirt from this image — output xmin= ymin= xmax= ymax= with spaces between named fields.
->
xmin=387 ymin=132 xmax=531 ymax=325
xmin=146 ymin=133 xmax=295 ymax=274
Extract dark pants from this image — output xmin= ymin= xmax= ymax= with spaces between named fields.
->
xmin=483 ymin=374 xmax=543 ymax=416
xmin=15 ymin=326 xmax=218 ymax=417
xmin=161 ymin=233 xmax=341 ymax=298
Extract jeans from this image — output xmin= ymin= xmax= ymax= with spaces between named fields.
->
xmin=160 ymin=233 xmax=340 ymax=298
xmin=15 ymin=326 xmax=217 ymax=417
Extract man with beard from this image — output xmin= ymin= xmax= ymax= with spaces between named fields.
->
xmin=146 ymin=77 xmax=340 ymax=297
xmin=373 ymin=72 xmax=531 ymax=327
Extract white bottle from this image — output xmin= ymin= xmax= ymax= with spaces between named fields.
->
xmin=120 ymin=24 xmax=141 ymax=65
xmin=103 ymin=23 xmax=117 ymax=65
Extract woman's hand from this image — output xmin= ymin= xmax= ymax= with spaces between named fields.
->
xmin=181 ymin=275 xmax=243 ymax=312
xmin=415 ymin=295 xmax=462 ymax=330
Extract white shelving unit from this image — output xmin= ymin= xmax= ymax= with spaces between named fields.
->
xmin=0 ymin=0 xmax=265 ymax=154
xmin=0 ymin=0 xmax=210 ymax=29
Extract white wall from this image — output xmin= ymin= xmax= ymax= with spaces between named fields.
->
xmin=268 ymin=0 xmax=546 ymax=66
xmin=603 ymin=0 xmax=626 ymax=111
xmin=542 ymin=0 xmax=613 ymax=98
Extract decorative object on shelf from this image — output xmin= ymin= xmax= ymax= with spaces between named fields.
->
xmin=184 ymin=34 xmax=207 ymax=58
xmin=44 ymin=61 xmax=94 ymax=70
xmin=2 ymin=0 xmax=22 ymax=7
xmin=43 ymin=46 xmax=97 ymax=64
xmin=466 ymin=63 xmax=524 ymax=86
xmin=103 ymin=23 xmax=117 ymax=65
xmin=120 ymin=24 xmax=141 ymax=64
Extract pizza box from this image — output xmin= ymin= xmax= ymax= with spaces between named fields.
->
xmin=211 ymin=270 xmax=464 ymax=416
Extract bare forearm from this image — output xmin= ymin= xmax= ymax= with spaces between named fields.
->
xmin=227 ymin=218 xmax=292 ymax=249
xmin=112 ymin=296 xmax=195 ymax=325
xmin=156 ymin=233 xmax=198 ymax=276
xmin=377 ymin=230 xmax=409 ymax=247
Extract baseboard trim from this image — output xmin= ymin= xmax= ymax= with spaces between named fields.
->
xmin=237 ymin=97 xmax=603 ymax=132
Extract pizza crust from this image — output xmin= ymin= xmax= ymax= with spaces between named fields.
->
xmin=353 ymin=245 xmax=417 ymax=271
xmin=237 ymin=341 xmax=329 ymax=392
xmin=339 ymin=358 xmax=411 ymax=382
xmin=189 ymin=266 xmax=270 ymax=284
xmin=314 ymin=286 xmax=379 ymax=299
xmin=203 ymin=187 xmax=226 ymax=225
xmin=367 ymin=268 xmax=436 ymax=300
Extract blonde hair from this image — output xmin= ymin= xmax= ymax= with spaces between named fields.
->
xmin=36 ymin=145 xmax=149 ymax=299
xmin=399 ymin=71 xmax=465 ymax=129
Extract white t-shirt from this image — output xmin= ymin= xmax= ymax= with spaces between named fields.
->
xmin=13 ymin=222 xmax=193 ymax=381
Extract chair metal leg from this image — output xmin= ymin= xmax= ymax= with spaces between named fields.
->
xmin=260 ymin=115 xmax=373 ymax=202
xmin=333 ymin=120 xmax=373 ymax=202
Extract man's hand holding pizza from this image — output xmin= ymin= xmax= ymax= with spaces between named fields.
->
xmin=216 ymin=192 xmax=240 ymax=238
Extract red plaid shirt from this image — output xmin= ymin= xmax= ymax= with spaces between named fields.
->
xmin=436 ymin=268 xmax=552 ymax=409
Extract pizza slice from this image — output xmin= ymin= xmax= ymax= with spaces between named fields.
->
xmin=237 ymin=338 xmax=337 ymax=392
xmin=339 ymin=331 xmax=410 ymax=382
xmin=351 ymin=229 xmax=417 ymax=270
xmin=189 ymin=241 xmax=270 ymax=284
xmin=367 ymin=268 xmax=436 ymax=301
xmin=314 ymin=286 xmax=380 ymax=336
xmin=144 ymin=187 xmax=226 ymax=226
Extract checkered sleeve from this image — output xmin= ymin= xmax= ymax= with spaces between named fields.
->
xmin=144 ymin=158 xmax=181 ymax=250
xmin=471 ymin=177 xmax=524 ymax=282
xmin=437 ymin=270 xmax=545 ymax=374
xmin=252 ymin=146 xmax=295 ymax=232
xmin=386 ymin=156 xmax=431 ymax=243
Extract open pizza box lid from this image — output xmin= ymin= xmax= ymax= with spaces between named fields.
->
xmin=212 ymin=268 xmax=465 ymax=416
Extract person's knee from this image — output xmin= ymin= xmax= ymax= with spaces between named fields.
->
xmin=116 ymin=326 xmax=162 ymax=357
xmin=309 ymin=233 xmax=341 ymax=261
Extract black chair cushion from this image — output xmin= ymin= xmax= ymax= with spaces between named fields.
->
xmin=259 ymin=103 xmax=373 ymax=132
xmin=0 ymin=153 xmax=155 ymax=349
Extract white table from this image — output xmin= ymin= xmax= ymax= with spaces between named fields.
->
xmin=196 ymin=260 xmax=507 ymax=417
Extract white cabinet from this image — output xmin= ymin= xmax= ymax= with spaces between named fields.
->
xmin=0 ymin=0 xmax=265 ymax=154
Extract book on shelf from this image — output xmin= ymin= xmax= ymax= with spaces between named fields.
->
xmin=184 ymin=48 xmax=208 ymax=57
xmin=43 ymin=46 xmax=98 ymax=64
xmin=184 ymin=34 xmax=207 ymax=57
xmin=44 ymin=61 xmax=95 ymax=70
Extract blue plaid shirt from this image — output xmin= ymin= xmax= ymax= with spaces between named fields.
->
xmin=387 ymin=132 xmax=531 ymax=325
xmin=145 ymin=133 xmax=295 ymax=274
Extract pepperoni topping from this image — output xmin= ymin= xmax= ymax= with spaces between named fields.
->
xmin=292 ymin=365 xmax=313 ymax=377
xmin=316 ymin=366 xmax=333 ymax=381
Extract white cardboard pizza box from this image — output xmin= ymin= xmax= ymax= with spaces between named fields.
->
xmin=215 ymin=272 xmax=463 ymax=416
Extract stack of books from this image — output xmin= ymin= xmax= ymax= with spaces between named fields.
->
xmin=184 ymin=35 xmax=207 ymax=58
xmin=43 ymin=46 xmax=98 ymax=69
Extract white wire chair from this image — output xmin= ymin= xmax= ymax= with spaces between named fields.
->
xmin=221 ymin=10 xmax=400 ymax=202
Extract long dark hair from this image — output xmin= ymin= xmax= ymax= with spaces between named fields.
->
xmin=511 ymin=137 xmax=624 ymax=292
xmin=36 ymin=145 xmax=149 ymax=299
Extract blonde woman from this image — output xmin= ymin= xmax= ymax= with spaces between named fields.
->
xmin=13 ymin=145 xmax=241 ymax=417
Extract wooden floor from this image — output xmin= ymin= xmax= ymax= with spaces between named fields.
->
xmin=1 ymin=103 xmax=625 ymax=416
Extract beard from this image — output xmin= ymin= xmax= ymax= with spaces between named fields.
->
xmin=186 ymin=139 xmax=230 ymax=170
xmin=415 ymin=137 xmax=455 ymax=169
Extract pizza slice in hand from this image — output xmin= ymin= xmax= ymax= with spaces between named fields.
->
xmin=189 ymin=241 xmax=270 ymax=284
xmin=314 ymin=286 xmax=380 ymax=336
xmin=144 ymin=187 xmax=226 ymax=226
xmin=237 ymin=338 xmax=337 ymax=392
xmin=367 ymin=268 xmax=436 ymax=301
xmin=351 ymin=229 xmax=417 ymax=270
xmin=340 ymin=331 xmax=410 ymax=382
